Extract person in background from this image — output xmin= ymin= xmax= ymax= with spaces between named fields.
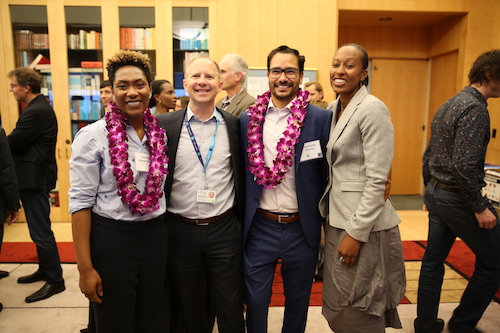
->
xmin=0 ymin=127 xmax=21 ymax=312
xmin=415 ymin=49 xmax=500 ymax=333
xmin=157 ymin=56 xmax=245 ymax=333
xmin=241 ymin=45 xmax=332 ymax=333
xmin=7 ymin=67 xmax=65 ymax=303
xmin=175 ymin=95 xmax=190 ymax=111
xmin=69 ymin=50 xmax=169 ymax=332
xmin=99 ymin=80 xmax=112 ymax=117
xmin=319 ymin=43 xmax=405 ymax=333
xmin=215 ymin=53 xmax=256 ymax=116
xmin=99 ymin=80 xmax=112 ymax=108
xmin=310 ymin=98 xmax=328 ymax=109
xmin=304 ymin=81 xmax=324 ymax=101
xmin=149 ymin=79 xmax=177 ymax=115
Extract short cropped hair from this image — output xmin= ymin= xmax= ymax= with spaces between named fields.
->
xmin=221 ymin=53 xmax=250 ymax=83
xmin=304 ymin=81 xmax=323 ymax=93
xmin=100 ymin=80 xmax=111 ymax=89
xmin=106 ymin=50 xmax=153 ymax=87
xmin=468 ymin=49 xmax=500 ymax=85
xmin=267 ymin=45 xmax=305 ymax=73
xmin=184 ymin=56 xmax=221 ymax=81
xmin=7 ymin=67 xmax=41 ymax=94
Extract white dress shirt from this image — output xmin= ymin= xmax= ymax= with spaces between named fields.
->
xmin=168 ymin=107 xmax=235 ymax=219
xmin=258 ymin=99 xmax=299 ymax=213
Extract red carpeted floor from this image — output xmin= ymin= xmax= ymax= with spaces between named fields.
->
xmin=2 ymin=240 xmax=498 ymax=306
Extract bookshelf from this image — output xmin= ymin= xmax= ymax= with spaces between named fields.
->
xmin=65 ymin=6 xmax=104 ymax=138
xmin=119 ymin=7 xmax=156 ymax=77
xmin=172 ymin=7 xmax=209 ymax=91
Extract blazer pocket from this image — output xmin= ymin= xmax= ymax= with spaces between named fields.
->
xmin=340 ymin=181 xmax=365 ymax=192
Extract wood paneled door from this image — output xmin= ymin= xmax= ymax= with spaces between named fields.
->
xmin=371 ymin=58 xmax=428 ymax=195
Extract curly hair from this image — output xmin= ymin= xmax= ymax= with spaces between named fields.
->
xmin=468 ymin=50 xmax=500 ymax=85
xmin=106 ymin=50 xmax=152 ymax=87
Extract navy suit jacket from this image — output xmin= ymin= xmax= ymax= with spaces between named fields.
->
xmin=157 ymin=108 xmax=245 ymax=221
xmin=240 ymin=103 xmax=332 ymax=247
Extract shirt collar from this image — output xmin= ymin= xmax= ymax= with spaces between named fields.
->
xmin=186 ymin=105 xmax=218 ymax=122
xmin=267 ymin=97 xmax=295 ymax=114
xmin=465 ymin=86 xmax=488 ymax=106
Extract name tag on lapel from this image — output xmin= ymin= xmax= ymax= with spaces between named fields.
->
xmin=300 ymin=140 xmax=323 ymax=162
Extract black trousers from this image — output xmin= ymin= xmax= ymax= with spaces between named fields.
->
xmin=88 ymin=213 xmax=168 ymax=333
xmin=166 ymin=212 xmax=245 ymax=333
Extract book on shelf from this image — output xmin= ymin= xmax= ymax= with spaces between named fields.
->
xmin=120 ymin=27 xmax=155 ymax=50
xmin=28 ymin=53 xmax=51 ymax=70
xmin=14 ymin=30 xmax=49 ymax=49
xmin=81 ymin=61 xmax=103 ymax=68
xmin=68 ymin=30 xmax=102 ymax=50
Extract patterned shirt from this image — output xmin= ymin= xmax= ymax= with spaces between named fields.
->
xmin=423 ymin=86 xmax=490 ymax=212
xmin=220 ymin=87 xmax=245 ymax=111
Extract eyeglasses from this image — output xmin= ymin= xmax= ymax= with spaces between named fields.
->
xmin=269 ymin=68 xmax=300 ymax=79
xmin=9 ymin=84 xmax=21 ymax=89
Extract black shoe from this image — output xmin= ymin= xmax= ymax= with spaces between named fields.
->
xmin=0 ymin=270 xmax=9 ymax=278
xmin=414 ymin=318 xmax=444 ymax=333
xmin=25 ymin=282 xmax=65 ymax=303
xmin=17 ymin=269 xmax=45 ymax=284
xmin=0 ymin=302 xmax=3 ymax=312
xmin=80 ymin=329 xmax=89 ymax=333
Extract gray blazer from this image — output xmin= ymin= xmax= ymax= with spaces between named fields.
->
xmin=319 ymin=86 xmax=400 ymax=242
xmin=215 ymin=88 xmax=256 ymax=117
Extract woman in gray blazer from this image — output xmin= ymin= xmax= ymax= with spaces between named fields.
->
xmin=319 ymin=44 xmax=405 ymax=333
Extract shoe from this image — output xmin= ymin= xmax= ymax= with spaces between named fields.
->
xmin=0 ymin=302 xmax=3 ymax=312
xmin=17 ymin=269 xmax=45 ymax=283
xmin=80 ymin=329 xmax=89 ymax=333
xmin=25 ymin=282 xmax=65 ymax=303
xmin=414 ymin=318 xmax=444 ymax=333
xmin=0 ymin=270 xmax=9 ymax=278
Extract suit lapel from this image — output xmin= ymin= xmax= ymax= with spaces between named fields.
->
xmin=329 ymin=86 xmax=369 ymax=146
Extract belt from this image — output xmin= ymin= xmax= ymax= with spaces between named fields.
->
xmin=430 ymin=178 xmax=460 ymax=194
xmin=256 ymin=208 xmax=300 ymax=223
xmin=167 ymin=208 xmax=234 ymax=226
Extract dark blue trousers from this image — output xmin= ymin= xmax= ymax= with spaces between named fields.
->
xmin=416 ymin=182 xmax=500 ymax=331
xmin=20 ymin=188 xmax=63 ymax=285
xmin=244 ymin=213 xmax=318 ymax=333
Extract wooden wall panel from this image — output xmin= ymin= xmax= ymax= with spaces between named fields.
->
xmin=338 ymin=25 xmax=429 ymax=59
xmin=426 ymin=51 xmax=458 ymax=142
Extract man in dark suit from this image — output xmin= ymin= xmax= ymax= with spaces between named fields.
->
xmin=7 ymin=67 xmax=64 ymax=303
xmin=215 ymin=53 xmax=256 ymax=117
xmin=157 ymin=56 xmax=245 ymax=333
xmin=0 ymin=127 xmax=21 ymax=311
xmin=240 ymin=45 xmax=332 ymax=333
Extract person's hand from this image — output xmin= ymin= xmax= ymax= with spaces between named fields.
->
xmin=422 ymin=204 xmax=427 ymax=211
xmin=6 ymin=210 xmax=19 ymax=225
xmin=337 ymin=233 xmax=361 ymax=267
xmin=79 ymin=268 xmax=104 ymax=303
xmin=474 ymin=208 xmax=497 ymax=229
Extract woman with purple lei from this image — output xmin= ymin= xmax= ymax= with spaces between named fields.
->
xmin=69 ymin=50 xmax=169 ymax=333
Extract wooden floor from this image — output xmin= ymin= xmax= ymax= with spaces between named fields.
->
xmin=2 ymin=210 xmax=500 ymax=332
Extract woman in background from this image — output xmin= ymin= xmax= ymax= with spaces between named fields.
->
xmin=319 ymin=43 xmax=405 ymax=333
xmin=149 ymin=79 xmax=176 ymax=115
xmin=69 ymin=50 xmax=169 ymax=333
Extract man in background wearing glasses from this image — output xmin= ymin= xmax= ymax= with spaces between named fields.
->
xmin=240 ymin=45 xmax=332 ymax=333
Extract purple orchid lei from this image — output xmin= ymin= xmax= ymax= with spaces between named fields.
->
xmin=246 ymin=89 xmax=309 ymax=189
xmin=104 ymin=101 xmax=168 ymax=215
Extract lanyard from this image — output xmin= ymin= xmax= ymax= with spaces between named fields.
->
xmin=184 ymin=110 xmax=221 ymax=174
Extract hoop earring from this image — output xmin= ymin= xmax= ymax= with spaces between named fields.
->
xmin=113 ymin=95 xmax=117 ymax=101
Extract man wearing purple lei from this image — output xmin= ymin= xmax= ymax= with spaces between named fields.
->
xmin=240 ymin=45 xmax=332 ymax=333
